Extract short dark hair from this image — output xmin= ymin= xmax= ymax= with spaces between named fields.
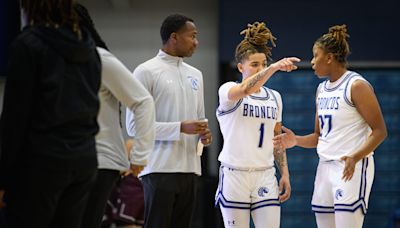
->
xmin=160 ymin=14 xmax=193 ymax=44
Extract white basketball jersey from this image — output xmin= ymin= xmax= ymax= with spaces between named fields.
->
xmin=217 ymin=82 xmax=282 ymax=168
xmin=316 ymin=71 xmax=372 ymax=161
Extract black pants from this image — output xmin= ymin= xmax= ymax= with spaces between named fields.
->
xmin=141 ymin=173 xmax=198 ymax=228
xmin=5 ymin=165 xmax=97 ymax=228
xmin=81 ymin=169 xmax=120 ymax=228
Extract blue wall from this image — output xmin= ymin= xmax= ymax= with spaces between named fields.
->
xmin=219 ymin=0 xmax=400 ymax=63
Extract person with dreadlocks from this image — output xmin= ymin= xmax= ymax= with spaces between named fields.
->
xmin=214 ymin=21 xmax=299 ymax=228
xmin=0 ymin=0 xmax=101 ymax=227
xmin=273 ymin=25 xmax=387 ymax=228
xmin=73 ymin=4 xmax=155 ymax=228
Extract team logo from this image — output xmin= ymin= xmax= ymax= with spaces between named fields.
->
xmin=187 ymin=76 xmax=199 ymax=90
xmin=258 ymin=187 xmax=269 ymax=197
xmin=335 ymin=189 xmax=344 ymax=200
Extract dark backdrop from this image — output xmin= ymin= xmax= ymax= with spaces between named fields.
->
xmin=0 ymin=0 xmax=20 ymax=77
xmin=219 ymin=0 xmax=400 ymax=63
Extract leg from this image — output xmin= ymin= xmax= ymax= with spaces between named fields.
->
xmin=315 ymin=213 xmax=335 ymax=228
xmin=251 ymin=206 xmax=280 ymax=228
xmin=220 ymin=207 xmax=250 ymax=228
xmin=215 ymin=167 xmax=253 ymax=228
xmin=250 ymin=168 xmax=281 ymax=228
xmin=170 ymin=174 xmax=198 ymax=228
xmin=335 ymin=210 xmax=364 ymax=228
xmin=332 ymin=157 xmax=374 ymax=228
xmin=50 ymin=168 xmax=98 ymax=228
xmin=81 ymin=169 xmax=120 ymax=228
xmin=5 ymin=167 xmax=74 ymax=228
xmin=141 ymin=174 xmax=176 ymax=228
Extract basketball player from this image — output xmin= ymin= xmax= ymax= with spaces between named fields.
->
xmin=273 ymin=25 xmax=387 ymax=228
xmin=215 ymin=21 xmax=300 ymax=228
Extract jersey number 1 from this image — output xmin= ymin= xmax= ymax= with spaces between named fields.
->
xmin=258 ymin=123 xmax=265 ymax=148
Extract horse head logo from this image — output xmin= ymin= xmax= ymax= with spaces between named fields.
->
xmin=258 ymin=187 xmax=269 ymax=197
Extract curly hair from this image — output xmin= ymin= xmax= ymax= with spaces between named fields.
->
xmin=315 ymin=24 xmax=350 ymax=66
xmin=21 ymin=0 xmax=81 ymax=39
xmin=235 ymin=21 xmax=276 ymax=63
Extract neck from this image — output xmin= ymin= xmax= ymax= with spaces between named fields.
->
xmin=162 ymin=44 xmax=178 ymax=57
xmin=328 ymin=65 xmax=347 ymax=82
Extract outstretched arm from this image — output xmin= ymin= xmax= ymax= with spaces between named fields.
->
xmin=227 ymin=57 xmax=300 ymax=101
xmin=273 ymin=111 xmax=320 ymax=149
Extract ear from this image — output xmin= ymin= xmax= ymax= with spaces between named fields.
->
xmin=237 ymin=62 xmax=243 ymax=73
xmin=326 ymin=53 xmax=334 ymax=64
xmin=170 ymin=32 xmax=178 ymax=42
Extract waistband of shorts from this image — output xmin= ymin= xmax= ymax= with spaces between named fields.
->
xmin=221 ymin=163 xmax=273 ymax=172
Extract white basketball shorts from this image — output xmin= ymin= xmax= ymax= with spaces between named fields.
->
xmin=312 ymin=156 xmax=374 ymax=214
xmin=215 ymin=165 xmax=280 ymax=210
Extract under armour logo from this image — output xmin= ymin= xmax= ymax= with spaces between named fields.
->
xmin=335 ymin=189 xmax=344 ymax=200
xmin=258 ymin=187 xmax=269 ymax=197
xmin=228 ymin=220 xmax=236 ymax=226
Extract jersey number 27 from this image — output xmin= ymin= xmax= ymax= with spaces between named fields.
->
xmin=319 ymin=114 xmax=332 ymax=137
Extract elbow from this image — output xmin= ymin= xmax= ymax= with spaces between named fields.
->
xmin=143 ymin=94 xmax=155 ymax=107
xmin=241 ymin=85 xmax=253 ymax=96
xmin=374 ymin=126 xmax=388 ymax=144
xmin=140 ymin=95 xmax=156 ymax=117
xmin=381 ymin=127 xmax=388 ymax=141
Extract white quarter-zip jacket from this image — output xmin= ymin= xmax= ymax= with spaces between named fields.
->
xmin=126 ymin=50 xmax=205 ymax=176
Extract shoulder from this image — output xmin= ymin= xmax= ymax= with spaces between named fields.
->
xmin=96 ymin=47 xmax=116 ymax=63
xmin=266 ymin=87 xmax=282 ymax=100
xmin=266 ymin=87 xmax=281 ymax=96
xmin=219 ymin=81 xmax=237 ymax=91
xmin=348 ymin=71 xmax=372 ymax=91
xmin=136 ymin=56 xmax=163 ymax=72
xmin=351 ymin=78 xmax=373 ymax=92
xmin=182 ymin=62 xmax=202 ymax=75
xmin=96 ymin=47 xmax=111 ymax=56
xmin=11 ymin=28 xmax=41 ymax=51
xmin=135 ymin=58 xmax=155 ymax=72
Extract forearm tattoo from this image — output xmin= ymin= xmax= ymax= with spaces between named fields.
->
xmin=244 ymin=68 xmax=267 ymax=91
xmin=274 ymin=147 xmax=288 ymax=174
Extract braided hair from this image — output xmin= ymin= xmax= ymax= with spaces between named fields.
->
xmin=21 ymin=0 xmax=81 ymax=39
xmin=75 ymin=3 xmax=108 ymax=50
xmin=235 ymin=21 xmax=276 ymax=63
xmin=315 ymin=24 xmax=350 ymax=66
